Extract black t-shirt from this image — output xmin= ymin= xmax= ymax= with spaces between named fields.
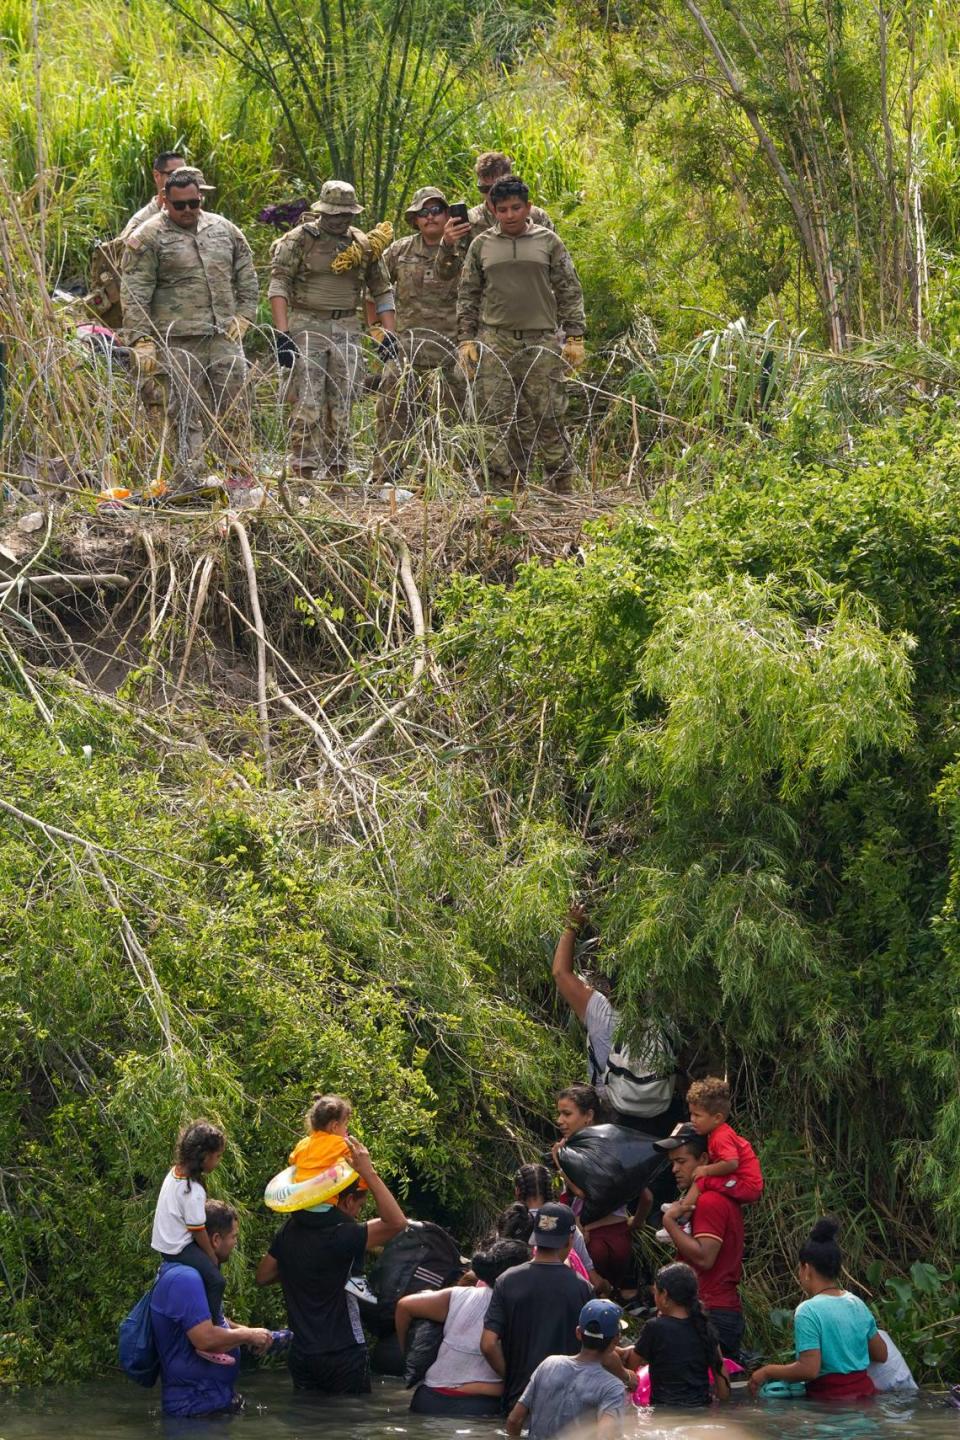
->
xmin=635 ymin=1314 xmax=714 ymax=1407
xmin=268 ymin=1210 xmax=368 ymax=1356
xmin=483 ymin=1259 xmax=592 ymax=1410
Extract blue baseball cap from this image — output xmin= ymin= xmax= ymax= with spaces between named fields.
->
xmin=579 ymin=1298 xmax=623 ymax=1341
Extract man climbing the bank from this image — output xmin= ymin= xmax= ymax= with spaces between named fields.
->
xmin=373 ymin=187 xmax=466 ymax=489
xmin=457 ymin=175 xmax=586 ymax=493
xmin=551 ymin=902 xmax=682 ymax=1138
xmin=268 ymin=180 xmax=396 ymax=485
xmin=120 ymin=168 xmax=258 ymax=496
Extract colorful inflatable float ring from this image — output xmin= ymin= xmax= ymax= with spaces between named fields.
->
xmin=631 ymin=1357 xmax=744 ymax=1406
xmin=264 ymin=1158 xmax=361 ymax=1213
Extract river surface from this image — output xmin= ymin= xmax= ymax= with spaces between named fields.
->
xmin=0 ymin=1373 xmax=955 ymax=1440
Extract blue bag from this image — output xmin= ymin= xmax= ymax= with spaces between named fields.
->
xmin=118 ymin=1279 xmax=160 ymax=1387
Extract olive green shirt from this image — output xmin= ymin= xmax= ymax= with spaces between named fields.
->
xmin=435 ymin=202 xmax=554 ymax=282
xmin=120 ymin=210 xmax=259 ymax=342
xmin=457 ymin=223 xmax=586 ymax=340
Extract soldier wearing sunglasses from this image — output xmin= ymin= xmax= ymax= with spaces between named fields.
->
xmin=372 ymin=186 xmax=467 ymax=488
xmin=120 ymin=169 xmax=259 ymax=496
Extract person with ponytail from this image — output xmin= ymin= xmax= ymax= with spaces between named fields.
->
xmin=498 ymin=1165 xmax=609 ymax=1293
xmin=622 ymin=1262 xmax=730 ymax=1406
xmin=748 ymin=1218 xmax=886 ymax=1400
xmin=553 ymin=1087 xmax=637 ymax=1292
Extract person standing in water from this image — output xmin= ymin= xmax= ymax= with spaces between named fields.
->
xmin=497 ymin=1163 xmax=609 ymax=1292
xmin=621 ymin=1262 xmax=730 ymax=1407
xmin=748 ymin=1217 xmax=886 ymax=1400
xmin=506 ymin=1298 xmax=628 ymax=1440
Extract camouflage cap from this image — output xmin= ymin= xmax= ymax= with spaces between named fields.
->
xmin=166 ymin=166 xmax=215 ymax=193
xmin=181 ymin=166 xmax=215 ymax=193
xmin=405 ymin=186 xmax=448 ymax=226
xmin=311 ymin=180 xmax=364 ymax=215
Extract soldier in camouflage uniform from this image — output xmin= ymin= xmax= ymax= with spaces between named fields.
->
xmin=120 ymin=169 xmax=258 ymax=488
xmin=457 ymin=176 xmax=586 ymax=494
xmin=83 ymin=157 xmax=215 ymax=330
xmin=435 ymin=150 xmax=554 ymax=284
xmin=373 ymin=187 xmax=466 ymax=486
xmin=268 ymin=180 xmax=396 ymax=483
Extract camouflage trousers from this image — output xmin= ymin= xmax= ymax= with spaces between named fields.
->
xmin=283 ymin=315 xmax=364 ymax=477
xmin=474 ymin=325 xmax=573 ymax=492
xmin=374 ymin=341 xmax=466 ymax=482
xmin=143 ymin=334 xmax=248 ymax=474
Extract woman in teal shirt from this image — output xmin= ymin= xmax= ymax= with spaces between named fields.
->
xmin=749 ymin=1218 xmax=886 ymax=1400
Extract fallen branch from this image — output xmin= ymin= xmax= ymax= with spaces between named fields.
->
xmin=228 ymin=517 xmax=272 ymax=781
xmin=0 ymin=571 xmax=130 ymax=599
xmin=346 ymin=536 xmax=428 ymax=755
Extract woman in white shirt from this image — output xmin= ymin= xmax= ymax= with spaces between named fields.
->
xmin=397 ymin=1239 xmax=530 ymax=1417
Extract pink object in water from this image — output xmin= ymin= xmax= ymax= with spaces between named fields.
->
xmin=631 ymin=1357 xmax=743 ymax=1406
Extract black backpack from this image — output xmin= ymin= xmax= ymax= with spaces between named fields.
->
xmin=366 ymin=1221 xmax=464 ymax=1337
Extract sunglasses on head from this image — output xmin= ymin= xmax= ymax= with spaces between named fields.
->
xmin=170 ymin=197 xmax=201 ymax=211
xmin=419 ymin=204 xmax=447 ymax=217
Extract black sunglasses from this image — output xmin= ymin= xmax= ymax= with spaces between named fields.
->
xmin=419 ymin=205 xmax=447 ymax=217
xmin=170 ymin=198 xmax=201 ymax=211
xmin=477 ymin=183 xmax=492 ymax=194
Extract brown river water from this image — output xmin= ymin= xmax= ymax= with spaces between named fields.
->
xmin=0 ymin=1373 xmax=956 ymax=1440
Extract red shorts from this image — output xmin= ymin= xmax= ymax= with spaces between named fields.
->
xmin=807 ymin=1371 xmax=876 ymax=1401
xmin=702 ymin=1175 xmax=763 ymax=1205
xmin=585 ymin=1220 xmax=633 ymax=1288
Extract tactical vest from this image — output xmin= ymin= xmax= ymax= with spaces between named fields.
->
xmin=291 ymin=225 xmax=370 ymax=312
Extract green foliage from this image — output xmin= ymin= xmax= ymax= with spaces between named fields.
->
xmin=0 ymin=692 xmax=579 ymax=1381
xmin=444 ymin=395 xmax=960 ymax=1376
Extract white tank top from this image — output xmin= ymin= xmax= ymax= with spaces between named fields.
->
xmin=423 ymin=1286 xmax=501 ymax=1388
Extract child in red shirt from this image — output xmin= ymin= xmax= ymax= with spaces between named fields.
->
xmin=678 ymin=1077 xmax=763 ymax=1216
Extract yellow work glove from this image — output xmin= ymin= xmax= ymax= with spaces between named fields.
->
xmin=457 ymin=341 xmax=479 ymax=379
xmin=225 ymin=315 xmax=251 ymax=344
xmin=366 ymin=220 xmax=394 ymax=260
xmin=561 ymin=335 xmax=586 ymax=369
xmin=132 ymin=338 xmax=158 ymax=376
xmin=330 ymin=238 xmax=365 ymax=274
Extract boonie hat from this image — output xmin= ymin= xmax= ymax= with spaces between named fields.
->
xmin=579 ymin=1298 xmax=623 ymax=1341
xmin=532 ymin=1201 xmax=576 ymax=1248
xmin=653 ymin=1122 xmax=706 ymax=1153
xmin=311 ymin=180 xmax=364 ymax=215
xmin=405 ymin=186 xmax=448 ymax=226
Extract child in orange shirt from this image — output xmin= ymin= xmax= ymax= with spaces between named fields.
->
xmin=290 ymin=1093 xmax=354 ymax=1186
xmin=289 ymin=1094 xmax=374 ymax=1303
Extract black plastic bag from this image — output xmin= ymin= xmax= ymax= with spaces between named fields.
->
xmin=403 ymin=1317 xmax=445 ymax=1387
xmin=557 ymin=1123 xmax=669 ymax=1225
xmin=366 ymin=1221 xmax=464 ymax=1336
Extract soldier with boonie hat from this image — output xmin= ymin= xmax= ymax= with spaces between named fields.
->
xmin=268 ymin=179 xmax=396 ymax=485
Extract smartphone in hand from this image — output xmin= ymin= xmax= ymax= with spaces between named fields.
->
xmin=449 ymin=202 xmax=469 ymax=224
